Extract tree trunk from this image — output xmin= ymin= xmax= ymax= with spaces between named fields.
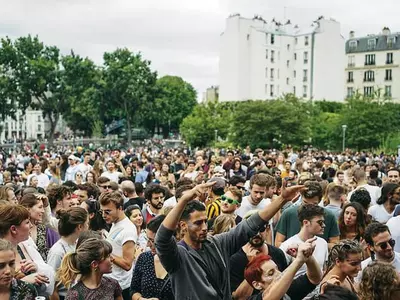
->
xmin=47 ymin=113 xmax=59 ymax=147
xmin=124 ymin=99 xmax=132 ymax=144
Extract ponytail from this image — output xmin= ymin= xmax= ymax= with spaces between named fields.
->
xmin=57 ymin=252 xmax=80 ymax=288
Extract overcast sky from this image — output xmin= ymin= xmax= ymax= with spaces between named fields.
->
xmin=0 ymin=0 xmax=399 ymax=99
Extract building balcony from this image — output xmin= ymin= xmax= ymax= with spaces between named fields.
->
xmin=304 ymin=59 xmax=308 ymax=64
xmin=386 ymin=60 xmax=393 ymax=65
xmin=347 ymin=79 xmax=354 ymax=83
xmin=364 ymin=62 xmax=376 ymax=66
xmin=348 ymin=63 xmax=355 ymax=67
xmin=363 ymin=79 xmax=375 ymax=82
xmin=303 ymin=77 xmax=308 ymax=82
xmin=385 ymin=77 xmax=393 ymax=81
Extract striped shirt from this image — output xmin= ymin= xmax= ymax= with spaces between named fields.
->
xmin=206 ymin=198 xmax=221 ymax=219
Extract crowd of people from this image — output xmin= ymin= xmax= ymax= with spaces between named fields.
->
xmin=0 ymin=145 xmax=399 ymax=299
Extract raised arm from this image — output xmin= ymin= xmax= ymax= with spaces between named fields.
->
xmin=262 ymin=237 xmax=316 ymax=300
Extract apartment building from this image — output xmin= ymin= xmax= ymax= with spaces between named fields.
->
xmin=345 ymin=27 xmax=400 ymax=100
xmin=219 ymin=14 xmax=345 ymax=101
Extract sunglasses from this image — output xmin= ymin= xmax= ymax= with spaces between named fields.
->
xmin=221 ymin=195 xmax=240 ymax=205
xmin=236 ymin=186 xmax=245 ymax=191
xmin=100 ymin=185 xmax=112 ymax=189
xmin=312 ymin=220 xmax=325 ymax=226
xmin=377 ymin=239 xmax=395 ymax=250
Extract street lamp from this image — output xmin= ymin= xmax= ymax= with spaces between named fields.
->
xmin=214 ymin=129 xmax=218 ymax=144
xmin=342 ymin=125 xmax=347 ymax=152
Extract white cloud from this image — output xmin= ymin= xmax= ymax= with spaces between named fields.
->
xmin=0 ymin=0 xmax=400 ymax=99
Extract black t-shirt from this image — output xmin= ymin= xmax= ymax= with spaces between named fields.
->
xmin=248 ymin=274 xmax=316 ymax=300
xmin=230 ymin=245 xmax=288 ymax=294
xmin=123 ymin=197 xmax=146 ymax=210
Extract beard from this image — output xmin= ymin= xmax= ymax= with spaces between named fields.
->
xmin=249 ymin=234 xmax=264 ymax=248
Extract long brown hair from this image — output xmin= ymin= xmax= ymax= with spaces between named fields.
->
xmin=338 ymin=202 xmax=367 ymax=240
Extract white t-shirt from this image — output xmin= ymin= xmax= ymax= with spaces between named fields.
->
xmin=347 ymin=184 xmax=381 ymax=206
xmin=47 ymin=239 xmax=76 ymax=297
xmin=280 ymin=234 xmax=328 ymax=277
xmin=387 ymin=217 xmax=400 ymax=253
xmin=235 ymin=196 xmax=271 ymax=218
xmin=26 ymin=173 xmax=50 ymax=189
xmin=79 ymin=162 xmax=93 ymax=180
xmin=368 ymin=204 xmax=395 ymax=223
xmin=355 ymin=251 xmax=400 ymax=283
xmin=101 ymin=170 xmax=122 ymax=183
xmin=104 ymin=217 xmax=138 ymax=290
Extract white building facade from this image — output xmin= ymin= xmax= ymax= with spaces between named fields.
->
xmin=219 ymin=15 xmax=345 ymax=102
xmin=345 ymin=28 xmax=400 ymax=100
xmin=0 ymin=108 xmax=67 ymax=143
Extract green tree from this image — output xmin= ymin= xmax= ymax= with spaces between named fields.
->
xmin=61 ymin=52 xmax=103 ymax=136
xmin=146 ymin=75 xmax=197 ymax=137
xmin=180 ymin=100 xmax=233 ymax=147
xmin=230 ymin=95 xmax=311 ymax=149
xmin=340 ymin=93 xmax=400 ymax=150
xmin=0 ymin=36 xmax=101 ymax=145
xmin=102 ymin=48 xmax=157 ymax=144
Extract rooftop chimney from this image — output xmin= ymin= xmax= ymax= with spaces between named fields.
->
xmin=382 ymin=27 xmax=391 ymax=35
xmin=349 ymin=30 xmax=355 ymax=39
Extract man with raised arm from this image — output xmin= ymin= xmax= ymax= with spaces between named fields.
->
xmin=155 ymin=181 xmax=304 ymax=300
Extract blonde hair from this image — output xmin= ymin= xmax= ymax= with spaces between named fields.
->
xmin=213 ymin=214 xmax=236 ymax=235
xmin=57 ymin=238 xmax=112 ymax=288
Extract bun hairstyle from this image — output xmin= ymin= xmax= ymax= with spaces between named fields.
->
xmin=57 ymin=238 xmax=112 ymax=288
xmin=57 ymin=207 xmax=88 ymax=237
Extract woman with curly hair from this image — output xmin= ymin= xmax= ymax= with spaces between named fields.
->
xmin=319 ymin=240 xmax=363 ymax=295
xmin=359 ymin=261 xmax=400 ymax=300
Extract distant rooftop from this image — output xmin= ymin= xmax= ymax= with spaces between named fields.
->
xmin=346 ymin=27 xmax=400 ymax=53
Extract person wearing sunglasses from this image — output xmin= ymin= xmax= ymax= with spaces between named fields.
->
xmin=279 ymin=204 xmax=328 ymax=278
xmin=355 ymin=222 xmax=400 ymax=283
xmin=207 ymin=187 xmax=243 ymax=232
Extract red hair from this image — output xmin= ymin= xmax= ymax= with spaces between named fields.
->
xmin=244 ymin=254 xmax=271 ymax=286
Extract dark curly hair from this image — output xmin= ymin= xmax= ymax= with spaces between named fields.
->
xmin=144 ymin=184 xmax=166 ymax=201
xmin=349 ymin=188 xmax=371 ymax=210
xmin=47 ymin=186 xmax=72 ymax=210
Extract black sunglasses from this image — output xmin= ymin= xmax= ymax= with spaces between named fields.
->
xmin=378 ymin=239 xmax=395 ymax=250
xmin=100 ymin=185 xmax=112 ymax=189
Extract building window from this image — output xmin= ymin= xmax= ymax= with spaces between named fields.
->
xmin=367 ymin=38 xmax=377 ymax=50
xmin=270 ymin=68 xmax=275 ymax=80
xmin=287 ymin=44 xmax=290 ymax=51
xmin=385 ymin=69 xmax=393 ymax=81
xmin=305 ymin=36 xmax=309 ymax=46
xmin=347 ymin=87 xmax=354 ymax=98
xmin=364 ymin=86 xmax=374 ymax=97
xmin=287 ymin=60 xmax=290 ymax=68
xmin=265 ymin=67 xmax=268 ymax=78
xmin=364 ymin=70 xmax=375 ymax=82
xmin=38 ymin=124 xmax=41 ymax=131
xmin=265 ymin=33 xmax=268 ymax=44
xmin=293 ymin=86 xmax=296 ymax=95
xmin=265 ymin=49 xmax=268 ymax=59
xmin=304 ymin=51 xmax=308 ymax=64
xmin=294 ymin=70 xmax=296 ymax=78
xmin=303 ymin=85 xmax=307 ymax=97
xmin=387 ymin=37 xmax=396 ymax=49
xmin=295 ymin=37 xmax=298 ymax=45
xmin=265 ymin=84 xmax=268 ymax=94
xmin=271 ymin=34 xmax=275 ymax=45
xmin=349 ymin=40 xmax=357 ymax=51
xmin=294 ymin=53 xmax=297 ymax=60
xmin=286 ymin=78 xmax=290 ymax=85
xmin=385 ymin=85 xmax=392 ymax=97
xmin=271 ymin=50 xmax=275 ymax=63
xmin=270 ymin=85 xmax=274 ymax=97
xmin=365 ymin=54 xmax=375 ymax=66
xmin=387 ymin=52 xmax=393 ymax=64
xmin=348 ymin=55 xmax=355 ymax=67
xmin=277 ymin=69 xmax=280 ymax=79
xmin=37 ymin=115 xmax=41 ymax=122
xmin=303 ymin=69 xmax=308 ymax=82
xmin=347 ymin=71 xmax=354 ymax=83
